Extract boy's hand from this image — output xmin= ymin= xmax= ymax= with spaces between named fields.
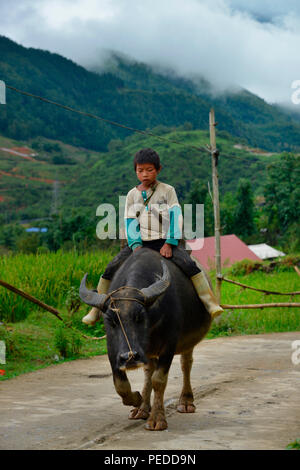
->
xmin=160 ymin=243 xmax=173 ymax=258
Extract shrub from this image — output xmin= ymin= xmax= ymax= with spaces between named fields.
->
xmin=36 ymin=246 xmax=50 ymax=255
xmin=16 ymin=233 xmax=41 ymax=254
xmin=229 ymin=254 xmax=300 ymax=276
xmin=0 ymin=326 xmax=17 ymax=358
xmin=54 ymin=326 xmax=69 ymax=358
xmin=230 ymin=259 xmax=263 ymax=276
xmin=54 ymin=325 xmax=82 ymax=359
xmin=65 ymin=286 xmax=81 ymax=315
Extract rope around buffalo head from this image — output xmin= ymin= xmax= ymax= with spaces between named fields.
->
xmin=105 ymin=286 xmax=147 ymax=363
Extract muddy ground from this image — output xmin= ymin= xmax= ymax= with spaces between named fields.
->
xmin=0 ymin=332 xmax=299 ymax=450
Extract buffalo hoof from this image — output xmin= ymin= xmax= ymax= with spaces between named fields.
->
xmin=129 ymin=407 xmax=149 ymax=420
xmin=145 ymin=417 xmax=168 ymax=431
xmin=132 ymin=391 xmax=143 ymax=407
xmin=122 ymin=391 xmax=142 ymax=407
xmin=177 ymin=403 xmax=196 ymax=413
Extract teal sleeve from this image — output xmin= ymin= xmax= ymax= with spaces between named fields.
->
xmin=166 ymin=206 xmax=182 ymax=246
xmin=125 ymin=218 xmax=143 ymax=250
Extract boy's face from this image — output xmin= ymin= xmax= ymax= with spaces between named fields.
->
xmin=136 ymin=163 xmax=161 ymax=187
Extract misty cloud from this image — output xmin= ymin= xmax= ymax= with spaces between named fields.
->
xmin=228 ymin=0 xmax=300 ymax=24
xmin=0 ymin=0 xmax=300 ymax=104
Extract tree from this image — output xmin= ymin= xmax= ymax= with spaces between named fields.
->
xmin=185 ymin=180 xmax=207 ymax=236
xmin=220 ymin=192 xmax=237 ymax=235
xmin=45 ymin=211 xmax=97 ymax=251
xmin=234 ymin=179 xmax=255 ymax=239
xmin=264 ymin=153 xmax=300 ymax=248
xmin=16 ymin=233 xmax=41 ymax=254
xmin=204 ymin=192 xmax=214 ymax=237
xmin=0 ymin=224 xmax=24 ymax=250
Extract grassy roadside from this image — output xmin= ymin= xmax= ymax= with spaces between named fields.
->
xmin=0 ymin=306 xmax=107 ymax=380
xmin=207 ymin=268 xmax=300 ymax=338
xmin=0 ymin=253 xmax=299 ymax=381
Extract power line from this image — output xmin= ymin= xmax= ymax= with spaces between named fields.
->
xmin=5 ymin=84 xmax=279 ymax=168
xmin=6 ymin=84 xmax=210 ymax=155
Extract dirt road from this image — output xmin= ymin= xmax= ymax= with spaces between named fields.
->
xmin=1 ymin=332 xmax=299 ymax=450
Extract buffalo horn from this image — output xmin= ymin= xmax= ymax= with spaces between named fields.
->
xmin=79 ymin=273 xmax=107 ymax=309
xmin=141 ymin=260 xmax=170 ymax=305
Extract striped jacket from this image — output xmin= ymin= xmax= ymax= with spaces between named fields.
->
xmin=124 ymin=180 xmax=183 ymax=250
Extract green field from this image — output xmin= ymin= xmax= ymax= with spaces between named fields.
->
xmin=208 ymin=267 xmax=300 ymax=338
xmin=0 ymin=249 xmax=119 ymax=322
xmin=0 ymin=251 xmax=299 ymax=380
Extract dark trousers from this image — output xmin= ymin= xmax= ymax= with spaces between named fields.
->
xmin=102 ymin=239 xmax=201 ymax=281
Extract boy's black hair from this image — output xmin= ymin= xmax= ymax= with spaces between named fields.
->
xmin=134 ymin=148 xmax=161 ymax=170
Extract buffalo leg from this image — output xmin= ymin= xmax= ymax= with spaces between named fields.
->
xmin=177 ymin=348 xmax=196 ymax=413
xmin=129 ymin=358 xmax=157 ymax=420
xmin=113 ymin=370 xmax=142 ymax=407
xmin=145 ymin=356 xmax=173 ymax=431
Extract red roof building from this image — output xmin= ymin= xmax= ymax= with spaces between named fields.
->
xmin=186 ymin=234 xmax=261 ymax=271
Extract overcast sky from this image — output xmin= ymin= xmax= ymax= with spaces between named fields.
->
xmin=1 ymin=0 xmax=300 ymax=104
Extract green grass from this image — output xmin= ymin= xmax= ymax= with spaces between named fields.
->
xmin=0 ymin=251 xmax=299 ymax=380
xmin=0 ymin=306 xmax=107 ymax=381
xmin=208 ymin=266 xmax=300 ymax=338
xmin=0 ymin=313 xmax=107 ymax=381
xmin=0 ymin=250 xmax=114 ymax=380
xmin=286 ymin=439 xmax=300 ymax=450
xmin=0 ymin=248 xmax=117 ymax=322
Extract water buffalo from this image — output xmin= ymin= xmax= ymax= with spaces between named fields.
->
xmin=79 ymin=247 xmax=212 ymax=431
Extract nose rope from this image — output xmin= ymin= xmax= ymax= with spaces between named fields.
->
xmin=110 ymin=298 xmax=134 ymax=362
xmin=107 ymin=287 xmax=147 ymax=364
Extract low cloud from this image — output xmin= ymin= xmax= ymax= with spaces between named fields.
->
xmin=228 ymin=0 xmax=300 ymax=23
xmin=1 ymin=0 xmax=300 ymax=103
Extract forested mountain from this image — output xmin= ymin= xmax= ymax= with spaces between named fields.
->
xmin=1 ymin=35 xmax=300 ymax=153
xmin=1 ymin=36 xmax=299 ymax=254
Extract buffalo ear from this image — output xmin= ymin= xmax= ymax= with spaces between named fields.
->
xmin=141 ymin=260 xmax=170 ymax=306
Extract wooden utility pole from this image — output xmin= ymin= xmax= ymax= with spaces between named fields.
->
xmin=209 ymin=108 xmax=222 ymax=303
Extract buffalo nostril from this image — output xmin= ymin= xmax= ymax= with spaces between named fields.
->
xmin=119 ymin=351 xmax=139 ymax=363
xmin=119 ymin=352 xmax=129 ymax=362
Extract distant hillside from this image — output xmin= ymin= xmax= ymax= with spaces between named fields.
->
xmin=1 ymin=36 xmax=300 ymax=153
xmin=63 ymin=127 xmax=281 ymax=211
xmin=0 ymin=128 xmax=280 ymax=222
xmin=0 ymin=132 xmax=102 ymax=221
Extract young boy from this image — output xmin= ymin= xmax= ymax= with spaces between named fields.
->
xmin=82 ymin=148 xmax=223 ymax=325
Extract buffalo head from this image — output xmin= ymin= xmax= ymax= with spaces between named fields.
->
xmin=79 ymin=260 xmax=170 ymax=371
